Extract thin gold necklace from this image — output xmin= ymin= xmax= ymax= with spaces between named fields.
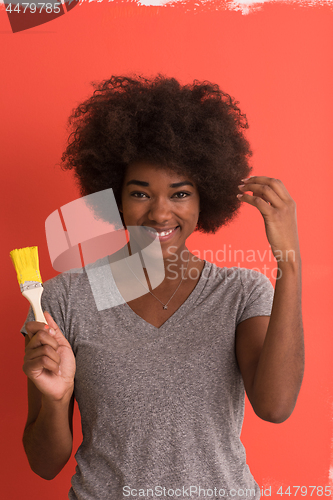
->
xmin=122 ymin=246 xmax=190 ymax=310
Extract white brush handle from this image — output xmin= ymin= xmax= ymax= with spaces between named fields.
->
xmin=22 ymin=287 xmax=46 ymax=323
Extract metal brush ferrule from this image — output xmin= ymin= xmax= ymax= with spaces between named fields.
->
xmin=20 ymin=281 xmax=43 ymax=293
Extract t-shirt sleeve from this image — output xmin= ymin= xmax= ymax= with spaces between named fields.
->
xmin=236 ymin=269 xmax=275 ymax=325
xmin=20 ymin=275 xmax=68 ymax=337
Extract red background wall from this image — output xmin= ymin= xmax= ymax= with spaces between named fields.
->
xmin=1 ymin=2 xmax=332 ymax=498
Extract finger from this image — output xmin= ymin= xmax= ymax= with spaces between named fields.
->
xmin=43 ymin=311 xmax=62 ymax=337
xmin=241 ymin=176 xmax=291 ymax=202
xmin=237 ymin=192 xmax=274 ymax=215
xmin=24 ymin=344 xmax=61 ymax=365
xmin=26 ymin=329 xmax=59 ymax=351
xmin=25 ymin=320 xmax=48 ymax=339
xmin=43 ymin=311 xmax=69 ymax=347
xmin=23 ymin=356 xmax=60 ymax=377
xmin=238 ymin=182 xmax=283 ymax=208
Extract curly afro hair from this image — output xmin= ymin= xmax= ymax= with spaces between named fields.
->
xmin=61 ymin=74 xmax=253 ymax=234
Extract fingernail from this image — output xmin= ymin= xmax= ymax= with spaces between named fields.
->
xmin=237 ymin=194 xmax=244 ymax=199
xmin=49 ymin=328 xmax=55 ymax=336
xmin=241 ymin=176 xmax=254 ymax=182
xmin=238 ymin=184 xmax=245 ymax=188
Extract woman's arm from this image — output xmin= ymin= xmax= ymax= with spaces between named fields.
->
xmin=235 ymin=176 xmax=304 ymax=423
xmin=22 ymin=312 xmax=76 ymax=479
xmin=23 ymin=368 xmax=74 ymax=479
xmin=236 ymin=258 xmax=304 ymax=423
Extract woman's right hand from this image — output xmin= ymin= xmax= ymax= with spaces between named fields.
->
xmin=23 ymin=311 xmax=76 ymax=402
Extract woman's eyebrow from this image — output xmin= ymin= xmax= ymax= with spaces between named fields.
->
xmin=126 ymin=180 xmax=194 ymax=188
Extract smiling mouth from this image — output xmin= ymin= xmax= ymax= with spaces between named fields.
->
xmin=143 ymin=226 xmax=180 ymax=239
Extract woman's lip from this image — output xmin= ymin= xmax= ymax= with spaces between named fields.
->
xmin=143 ymin=226 xmax=180 ymax=241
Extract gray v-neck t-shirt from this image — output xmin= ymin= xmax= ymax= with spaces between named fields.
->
xmin=21 ymin=259 xmax=274 ymax=499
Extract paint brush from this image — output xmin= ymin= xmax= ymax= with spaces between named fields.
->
xmin=10 ymin=246 xmax=46 ymax=323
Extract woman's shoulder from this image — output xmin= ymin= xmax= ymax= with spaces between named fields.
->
xmin=201 ymin=262 xmax=274 ymax=318
xmin=203 ymin=261 xmax=273 ymax=290
xmin=42 ymin=266 xmax=87 ymax=297
xmin=42 ymin=255 xmax=112 ymax=306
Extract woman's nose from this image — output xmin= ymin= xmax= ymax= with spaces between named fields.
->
xmin=147 ymin=197 xmax=173 ymax=222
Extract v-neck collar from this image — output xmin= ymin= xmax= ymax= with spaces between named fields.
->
xmin=116 ymin=259 xmax=211 ymax=331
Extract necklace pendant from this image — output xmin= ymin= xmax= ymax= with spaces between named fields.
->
xmin=163 ymin=305 xmax=168 ymax=310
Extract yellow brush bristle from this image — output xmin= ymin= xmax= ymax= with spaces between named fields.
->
xmin=10 ymin=246 xmax=42 ymax=285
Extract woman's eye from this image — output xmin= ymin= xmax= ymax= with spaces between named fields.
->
xmin=131 ymin=192 xmax=148 ymax=198
xmin=173 ymin=192 xmax=190 ymax=198
xmin=130 ymin=192 xmax=190 ymax=199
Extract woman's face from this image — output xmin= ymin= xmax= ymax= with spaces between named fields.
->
xmin=119 ymin=161 xmax=200 ymax=260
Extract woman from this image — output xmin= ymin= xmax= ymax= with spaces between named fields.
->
xmin=21 ymin=75 xmax=304 ymax=499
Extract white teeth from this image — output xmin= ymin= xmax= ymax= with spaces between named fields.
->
xmin=159 ymin=229 xmax=173 ymax=236
xmin=146 ymin=227 xmax=176 ymax=237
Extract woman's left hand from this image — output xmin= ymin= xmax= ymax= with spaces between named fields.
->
xmin=237 ymin=176 xmax=301 ymax=264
